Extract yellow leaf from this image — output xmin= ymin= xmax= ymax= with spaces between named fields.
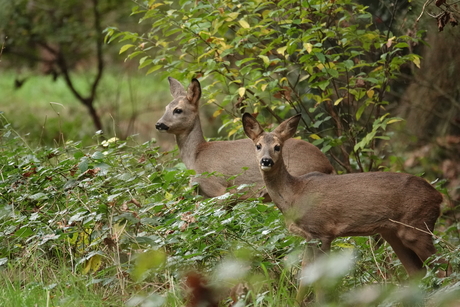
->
xmin=335 ymin=242 xmax=355 ymax=248
xmin=260 ymin=83 xmax=268 ymax=91
xmin=213 ymin=109 xmax=223 ymax=117
xmin=334 ymin=98 xmax=344 ymax=106
xmin=277 ymin=46 xmax=287 ymax=56
xmin=309 ymin=134 xmax=321 ymax=140
xmin=238 ymin=19 xmax=250 ymax=29
xmin=238 ymin=87 xmax=246 ymax=97
xmin=387 ymin=118 xmax=403 ymax=124
xmin=316 ymin=63 xmax=324 ymax=70
xmin=149 ymin=3 xmax=163 ymax=9
xmin=412 ymin=56 xmax=421 ymax=69
xmin=90 ymin=254 xmax=102 ymax=272
xmin=228 ymin=128 xmax=238 ymax=137
xmin=366 ymin=89 xmax=375 ymax=98
xmin=82 ymin=259 xmax=91 ymax=275
xmin=299 ymin=75 xmax=309 ymax=82
xmin=225 ymin=12 xmax=239 ymax=21
xmin=303 ymin=43 xmax=313 ymax=53
xmin=258 ymin=55 xmax=270 ymax=66
xmin=82 ymin=254 xmax=102 ymax=275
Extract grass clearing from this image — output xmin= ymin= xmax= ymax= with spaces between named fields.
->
xmin=0 ymin=68 xmax=170 ymax=146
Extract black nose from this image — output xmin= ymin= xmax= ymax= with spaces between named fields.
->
xmin=260 ymin=158 xmax=274 ymax=167
xmin=155 ymin=122 xmax=169 ymax=131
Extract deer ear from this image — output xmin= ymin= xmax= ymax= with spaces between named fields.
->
xmin=242 ymin=113 xmax=264 ymax=140
xmin=168 ymin=77 xmax=187 ymax=98
xmin=186 ymin=78 xmax=201 ymax=108
xmin=273 ymin=114 xmax=301 ymax=142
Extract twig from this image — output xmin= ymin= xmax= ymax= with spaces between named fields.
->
xmin=416 ymin=0 xmax=435 ymax=23
xmin=368 ymin=237 xmax=387 ymax=281
xmin=388 ymin=219 xmax=456 ymax=250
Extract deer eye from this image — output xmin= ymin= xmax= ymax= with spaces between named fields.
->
xmin=274 ymin=145 xmax=281 ymax=152
xmin=173 ymin=108 xmax=183 ymax=114
xmin=256 ymin=144 xmax=261 ymax=150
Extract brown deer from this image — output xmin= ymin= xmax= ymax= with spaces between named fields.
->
xmin=242 ymin=112 xmax=447 ymax=279
xmin=155 ymin=78 xmax=334 ymax=200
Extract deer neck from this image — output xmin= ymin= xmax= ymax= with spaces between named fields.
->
xmin=261 ymin=161 xmax=299 ymax=214
xmin=175 ymin=116 xmax=206 ymax=169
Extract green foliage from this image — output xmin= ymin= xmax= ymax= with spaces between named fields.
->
xmin=109 ymin=0 xmax=423 ymax=173
xmin=1 ymin=113 xmax=460 ymax=306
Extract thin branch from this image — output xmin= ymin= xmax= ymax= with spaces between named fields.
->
xmin=388 ymin=219 xmax=456 ymax=250
xmin=416 ymin=0 xmax=435 ymax=23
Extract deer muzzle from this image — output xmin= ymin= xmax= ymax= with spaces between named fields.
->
xmin=260 ymin=157 xmax=274 ymax=171
xmin=155 ymin=122 xmax=169 ymax=132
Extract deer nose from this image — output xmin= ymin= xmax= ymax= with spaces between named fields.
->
xmin=260 ymin=157 xmax=274 ymax=170
xmin=155 ymin=122 xmax=169 ymax=131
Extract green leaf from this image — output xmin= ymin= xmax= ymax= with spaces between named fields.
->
xmin=146 ymin=64 xmax=162 ymax=75
xmin=355 ymin=103 xmax=367 ymax=121
xmin=119 ymin=44 xmax=135 ymax=54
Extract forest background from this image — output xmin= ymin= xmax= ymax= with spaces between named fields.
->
xmin=1 ymin=0 xmax=460 ymax=306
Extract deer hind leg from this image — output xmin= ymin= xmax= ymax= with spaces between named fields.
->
xmin=380 ymin=232 xmax=425 ymax=276
xmin=395 ymin=228 xmax=450 ymax=276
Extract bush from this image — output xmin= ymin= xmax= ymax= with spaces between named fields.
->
xmin=108 ymin=0 xmax=423 ymax=173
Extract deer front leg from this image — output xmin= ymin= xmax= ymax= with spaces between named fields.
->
xmin=295 ymin=238 xmax=331 ymax=306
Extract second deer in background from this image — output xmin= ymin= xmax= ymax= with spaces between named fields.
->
xmin=155 ymin=77 xmax=334 ymax=201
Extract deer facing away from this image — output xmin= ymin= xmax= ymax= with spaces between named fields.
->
xmin=155 ymin=78 xmax=334 ymax=200
xmin=242 ymin=112 xmax=446 ymax=277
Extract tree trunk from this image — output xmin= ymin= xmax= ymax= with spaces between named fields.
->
xmin=398 ymin=28 xmax=460 ymax=144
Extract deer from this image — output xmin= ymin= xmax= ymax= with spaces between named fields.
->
xmin=242 ymin=112 xmax=448 ymax=301
xmin=155 ymin=77 xmax=334 ymax=201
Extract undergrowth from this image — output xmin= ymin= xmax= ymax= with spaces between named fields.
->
xmin=1 ymin=114 xmax=460 ymax=306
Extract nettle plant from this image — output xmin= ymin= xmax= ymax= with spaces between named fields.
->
xmin=107 ymin=0 xmax=423 ymax=173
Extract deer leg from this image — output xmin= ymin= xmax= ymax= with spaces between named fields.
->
xmin=296 ymin=238 xmax=331 ymax=306
xmin=396 ymin=229 xmax=450 ymax=276
xmin=380 ymin=232 xmax=425 ymax=276
xmin=296 ymin=242 xmax=317 ymax=306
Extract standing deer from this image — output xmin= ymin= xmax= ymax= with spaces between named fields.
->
xmin=155 ymin=77 xmax=334 ymax=200
xmin=242 ymin=112 xmax=446 ymax=280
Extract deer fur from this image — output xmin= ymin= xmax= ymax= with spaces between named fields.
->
xmin=242 ymin=112 xmax=445 ymax=277
xmin=155 ymin=78 xmax=334 ymax=200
